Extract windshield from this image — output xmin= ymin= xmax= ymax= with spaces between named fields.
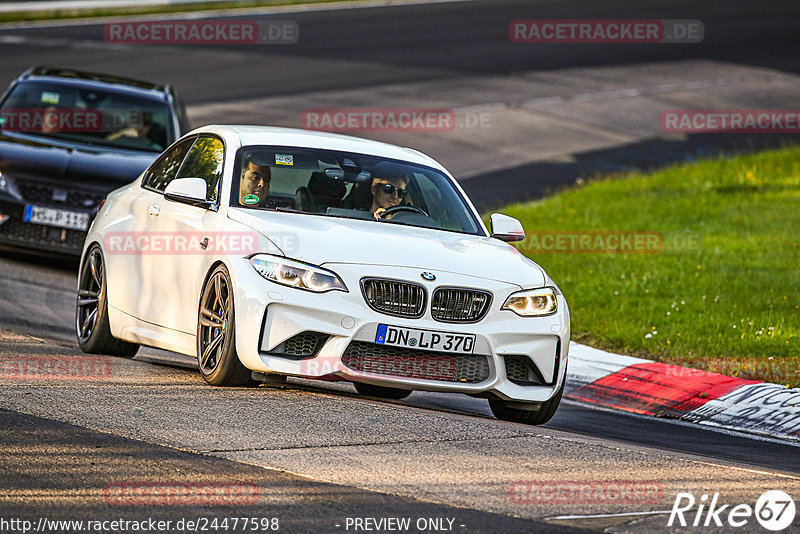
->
xmin=0 ymin=81 xmax=174 ymax=152
xmin=230 ymin=146 xmax=483 ymax=236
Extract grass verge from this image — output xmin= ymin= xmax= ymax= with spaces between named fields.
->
xmin=0 ymin=0 xmax=361 ymax=24
xmin=499 ymin=146 xmax=800 ymax=386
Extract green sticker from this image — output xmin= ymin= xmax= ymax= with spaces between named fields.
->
xmin=242 ymin=194 xmax=260 ymax=205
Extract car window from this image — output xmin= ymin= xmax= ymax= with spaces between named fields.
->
xmin=230 ymin=146 xmax=483 ymax=236
xmin=175 ymin=136 xmax=225 ymax=202
xmin=0 ymin=80 xmax=175 ymax=152
xmin=143 ymin=137 xmax=194 ymax=192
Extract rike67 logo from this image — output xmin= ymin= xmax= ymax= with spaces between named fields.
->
xmin=668 ymin=490 xmax=795 ymax=531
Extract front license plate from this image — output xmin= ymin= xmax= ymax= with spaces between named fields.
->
xmin=24 ymin=205 xmax=89 ymax=231
xmin=375 ymin=324 xmax=475 ymax=354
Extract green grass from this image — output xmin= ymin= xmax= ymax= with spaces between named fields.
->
xmin=0 ymin=0 xmax=362 ymax=24
xmin=497 ymin=146 xmax=800 ymax=386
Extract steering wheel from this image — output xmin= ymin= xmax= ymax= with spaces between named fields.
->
xmin=378 ymin=205 xmax=429 ymax=219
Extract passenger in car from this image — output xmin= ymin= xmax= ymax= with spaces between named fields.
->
xmin=239 ymin=153 xmax=272 ymax=206
xmin=369 ymin=173 xmax=408 ymax=218
xmin=105 ymin=112 xmax=167 ymax=150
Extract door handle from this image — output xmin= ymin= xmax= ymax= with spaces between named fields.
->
xmin=147 ymin=205 xmax=160 ymax=217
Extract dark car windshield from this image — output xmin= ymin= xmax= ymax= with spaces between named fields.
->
xmin=231 ymin=145 xmax=483 ymax=236
xmin=0 ymin=81 xmax=174 ymax=152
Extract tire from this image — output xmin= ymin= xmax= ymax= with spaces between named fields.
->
xmin=353 ymin=382 xmax=412 ymax=400
xmin=197 ymin=265 xmax=255 ymax=387
xmin=75 ymin=245 xmax=139 ymax=358
xmin=489 ymin=381 xmax=564 ymax=425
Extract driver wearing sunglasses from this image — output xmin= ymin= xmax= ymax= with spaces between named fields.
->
xmin=370 ymin=175 xmax=408 ymax=218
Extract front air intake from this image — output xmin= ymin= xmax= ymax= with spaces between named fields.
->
xmin=264 ymin=332 xmax=328 ymax=360
xmin=342 ymin=341 xmax=491 ymax=383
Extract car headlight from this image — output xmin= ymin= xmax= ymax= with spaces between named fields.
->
xmin=0 ymin=170 xmax=21 ymax=199
xmin=250 ymin=254 xmax=347 ymax=293
xmin=501 ymin=287 xmax=558 ymax=316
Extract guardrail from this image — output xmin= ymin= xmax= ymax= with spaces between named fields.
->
xmin=0 ymin=0 xmax=237 ymax=14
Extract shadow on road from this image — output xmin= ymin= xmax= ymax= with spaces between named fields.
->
xmin=0 ymin=246 xmax=80 ymax=273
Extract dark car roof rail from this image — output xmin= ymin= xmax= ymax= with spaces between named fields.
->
xmin=19 ymin=66 xmax=37 ymax=79
xmin=22 ymin=66 xmax=166 ymax=93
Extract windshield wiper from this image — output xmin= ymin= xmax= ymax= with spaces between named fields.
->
xmin=273 ymin=206 xmax=305 ymax=214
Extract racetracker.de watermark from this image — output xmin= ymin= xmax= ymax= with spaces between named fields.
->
xmin=661 ymin=109 xmax=800 ymax=133
xmin=509 ymin=19 xmax=703 ymax=43
xmin=301 ymin=108 xmax=469 ymax=132
xmin=512 ymin=231 xmax=703 ymax=255
xmin=509 ymin=481 xmax=664 ymax=504
xmin=0 ymin=108 xmax=102 ymax=133
xmin=104 ymin=482 xmax=259 ymax=506
xmin=0 ymin=108 xmax=157 ymax=134
xmin=0 ymin=356 xmax=112 ymax=381
xmin=104 ymin=20 xmax=298 ymax=44
xmin=104 ymin=231 xmax=260 ymax=255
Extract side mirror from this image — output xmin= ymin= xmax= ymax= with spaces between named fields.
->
xmin=490 ymin=213 xmax=525 ymax=242
xmin=164 ymin=177 xmax=216 ymax=210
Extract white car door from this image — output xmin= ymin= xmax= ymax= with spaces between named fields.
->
xmin=139 ymin=135 xmax=227 ymax=334
xmin=105 ymin=136 xmax=195 ymax=320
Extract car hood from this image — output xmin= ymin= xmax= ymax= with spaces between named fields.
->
xmin=0 ymin=132 xmax=156 ymax=185
xmin=228 ymin=208 xmax=546 ymax=288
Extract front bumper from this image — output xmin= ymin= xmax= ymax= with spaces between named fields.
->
xmin=231 ymin=258 xmax=570 ymax=403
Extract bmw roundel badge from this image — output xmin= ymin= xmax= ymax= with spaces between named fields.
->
xmin=421 ymin=272 xmax=436 ymax=281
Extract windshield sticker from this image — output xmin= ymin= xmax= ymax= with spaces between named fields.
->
xmin=242 ymin=194 xmax=260 ymax=205
xmin=41 ymin=91 xmax=60 ymax=105
xmin=275 ymin=154 xmax=294 ymax=166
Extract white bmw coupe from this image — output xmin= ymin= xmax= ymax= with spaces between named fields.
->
xmin=76 ymin=125 xmax=570 ymax=425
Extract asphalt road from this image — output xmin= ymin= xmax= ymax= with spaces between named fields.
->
xmin=1 ymin=409 xmax=572 ymax=533
xmin=2 ymin=0 xmax=798 ymax=101
xmin=1 ymin=0 xmax=799 ymax=206
xmin=3 ymin=0 xmax=799 ymax=208
xmin=1 ymin=1 xmax=800 ymax=532
xmin=1 ymin=249 xmax=798 ymax=533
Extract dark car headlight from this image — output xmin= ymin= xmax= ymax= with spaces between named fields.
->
xmin=0 ymin=171 xmax=21 ymax=199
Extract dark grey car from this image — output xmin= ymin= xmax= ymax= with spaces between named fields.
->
xmin=0 ymin=66 xmax=190 ymax=254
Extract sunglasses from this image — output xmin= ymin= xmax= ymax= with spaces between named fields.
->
xmin=377 ymin=183 xmax=408 ymax=198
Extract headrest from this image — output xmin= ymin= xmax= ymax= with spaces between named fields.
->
xmin=308 ymin=171 xmax=346 ymax=199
